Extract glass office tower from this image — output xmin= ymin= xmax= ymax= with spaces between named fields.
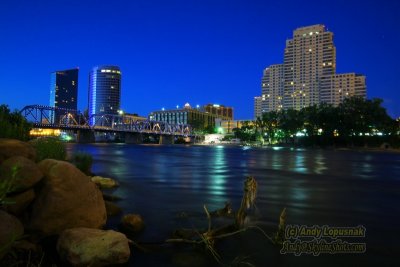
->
xmin=49 ymin=68 xmax=78 ymax=123
xmin=88 ymin=65 xmax=121 ymax=126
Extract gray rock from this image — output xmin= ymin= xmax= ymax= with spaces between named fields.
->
xmin=91 ymin=176 xmax=119 ymax=189
xmin=57 ymin=227 xmax=130 ymax=266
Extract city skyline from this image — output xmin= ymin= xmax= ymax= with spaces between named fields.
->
xmin=1 ymin=0 xmax=399 ymax=119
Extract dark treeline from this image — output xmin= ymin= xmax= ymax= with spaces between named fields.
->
xmin=233 ymin=97 xmax=400 ymax=148
xmin=0 ymin=105 xmax=31 ymax=141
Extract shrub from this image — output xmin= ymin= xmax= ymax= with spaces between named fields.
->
xmin=31 ymin=137 xmax=66 ymax=162
xmin=71 ymin=152 xmax=93 ymax=175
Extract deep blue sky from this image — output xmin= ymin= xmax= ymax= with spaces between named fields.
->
xmin=1 ymin=0 xmax=399 ymax=119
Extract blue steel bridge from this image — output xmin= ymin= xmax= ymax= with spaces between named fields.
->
xmin=20 ymin=105 xmax=193 ymax=143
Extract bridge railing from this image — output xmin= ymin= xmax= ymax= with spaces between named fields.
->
xmin=20 ymin=105 xmax=192 ymax=136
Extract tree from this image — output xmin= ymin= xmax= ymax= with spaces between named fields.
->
xmin=278 ymin=108 xmax=303 ymax=143
xmin=0 ymin=105 xmax=31 ymax=141
xmin=262 ymin=111 xmax=279 ymax=144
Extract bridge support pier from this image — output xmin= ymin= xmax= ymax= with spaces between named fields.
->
xmin=159 ymin=135 xmax=174 ymax=145
xmin=125 ymin=132 xmax=143 ymax=144
xmin=77 ymin=130 xmax=95 ymax=143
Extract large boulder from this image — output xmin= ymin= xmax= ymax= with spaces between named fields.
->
xmin=5 ymin=189 xmax=35 ymax=216
xmin=0 ymin=139 xmax=36 ymax=163
xmin=29 ymin=159 xmax=106 ymax=236
xmin=0 ymin=210 xmax=24 ymax=259
xmin=57 ymin=228 xmax=130 ymax=266
xmin=0 ymin=156 xmax=43 ymax=193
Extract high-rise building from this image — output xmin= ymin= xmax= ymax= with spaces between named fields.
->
xmin=257 ymin=24 xmax=366 ymax=114
xmin=49 ymin=68 xmax=78 ymax=123
xmin=88 ymin=65 xmax=121 ymax=126
xmin=284 ymin=24 xmax=336 ymax=109
xmin=254 ymin=96 xmax=262 ymax=120
xmin=261 ymin=64 xmax=284 ymax=112
xmin=320 ymin=73 xmax=366 ymax=106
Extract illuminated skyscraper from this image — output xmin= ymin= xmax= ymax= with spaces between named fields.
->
xmin=283 ymin=24 xmax=336 ymax=109
xmin=49 ymin=68 xmax=78 ymax=123
xmin=261 ymin=64 xmax=284 ymax=112
xmin=256 ymin=24 xmax=366 ymax=114
xmin=88 ymin=65 xmax=121 ymax=126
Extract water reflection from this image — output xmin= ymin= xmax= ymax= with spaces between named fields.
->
xmin=313 ymin=152 xmax=327 ymax=174
xmin=209 ymin=146 xmax=227 ymax=196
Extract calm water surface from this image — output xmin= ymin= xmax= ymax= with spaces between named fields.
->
xmin=66 ymin=144 xmax=400 ymax=267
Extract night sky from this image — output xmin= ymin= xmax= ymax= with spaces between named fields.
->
xmin=1 ymin=0 xmax=399 ymax=120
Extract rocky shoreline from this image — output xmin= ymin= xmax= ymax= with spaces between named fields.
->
xmin=0 ymin=138 xmax=143 ymax=266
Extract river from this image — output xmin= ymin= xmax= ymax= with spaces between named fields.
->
xmin=66 ymin=144 xmax=400 ymax=267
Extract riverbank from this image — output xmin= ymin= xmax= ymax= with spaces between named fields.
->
xmin=194 ymin=141 xmax=400 ymax=153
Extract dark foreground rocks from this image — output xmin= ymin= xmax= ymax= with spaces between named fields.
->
xmin=57 ymin=227 xmax=130 ymax=266
xmin=29 ymin=159 xmax=107 ymax=236
xmin=0 ymin=138 xmax=36 ymax=163
xmin=0 ymin=156 xmax=43 ymax=193
xmin=0 ymin=210 xmax=24 ymax=259
xmin=0 ymin=139 xmax=137 ymax=266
